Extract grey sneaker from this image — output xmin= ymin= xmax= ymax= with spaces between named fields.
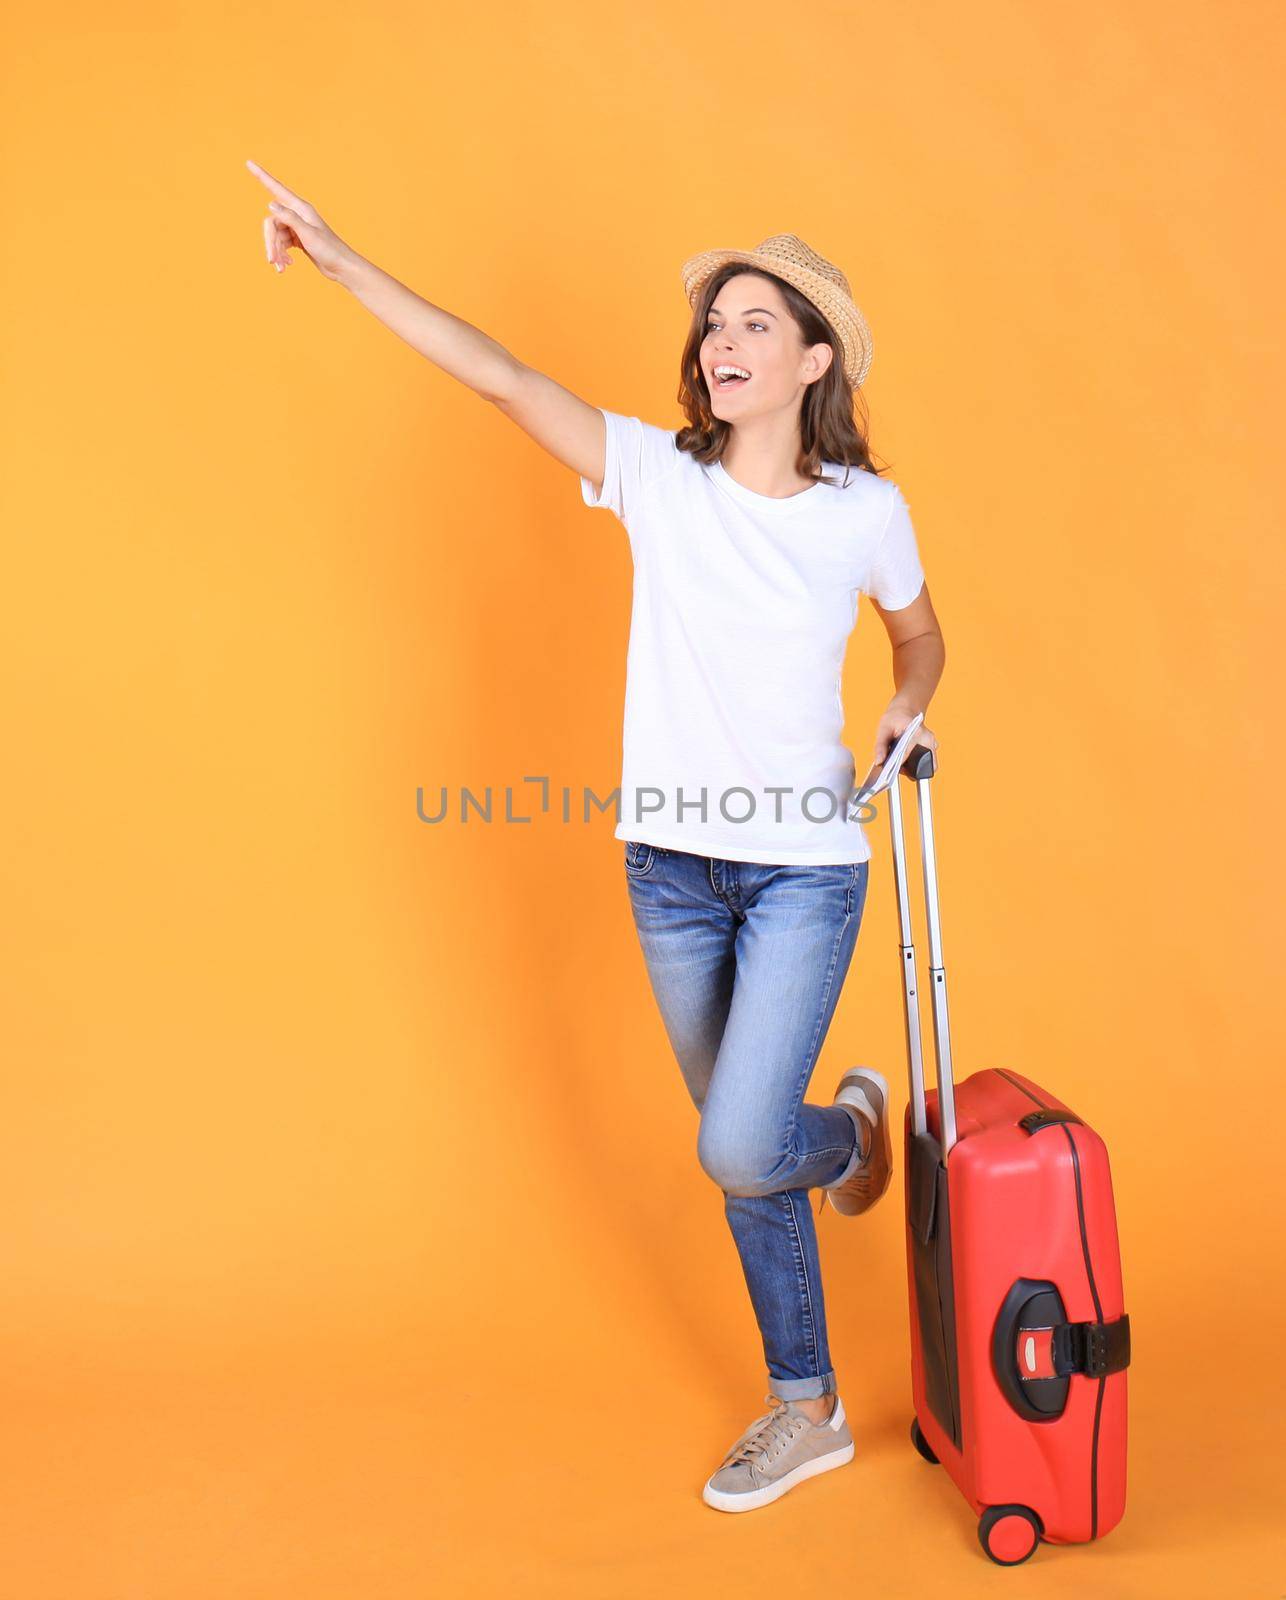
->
xmin=826 ymin=1067 xmax=893 ymax=1217
xmin=702 ymin=1392 xmax=854 ymax=1512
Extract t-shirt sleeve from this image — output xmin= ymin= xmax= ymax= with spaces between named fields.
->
xmin=579 ymin=407 xmax=679 ymax=523
xmin=863 ymin=483 xmax=926 ymax=609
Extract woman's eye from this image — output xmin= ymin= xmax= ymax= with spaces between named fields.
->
xmin=706 ymin=322 xmax=767 ymax=333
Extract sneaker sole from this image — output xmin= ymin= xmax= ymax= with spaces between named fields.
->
xmin=701 ymin=1439 xmax=856 ymax=1512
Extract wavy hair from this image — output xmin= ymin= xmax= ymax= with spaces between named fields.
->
xmin=674 ymin=264 xmax=886 ymax=486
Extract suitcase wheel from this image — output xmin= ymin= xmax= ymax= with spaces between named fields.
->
xmin=977 ymin=1504 xmax=1043 ymax=1566
xmin=909 ymin=1417 xmax=939 ymax=1464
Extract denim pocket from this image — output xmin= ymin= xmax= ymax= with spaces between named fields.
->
xmin=847 ymin=859 xmax=870 ymax=917
xmin=624 ymin=840 xmax=658 ymax=877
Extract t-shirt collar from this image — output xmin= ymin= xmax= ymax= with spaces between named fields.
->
xmin=709 ymin=457 xmax=826 ymax=514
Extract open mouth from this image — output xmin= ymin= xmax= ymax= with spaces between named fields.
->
xmin=712 ymin=365 xmax=752 ymax=390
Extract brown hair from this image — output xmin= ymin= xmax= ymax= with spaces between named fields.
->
xmin=674 ymin=265 xmax=886 ymax=486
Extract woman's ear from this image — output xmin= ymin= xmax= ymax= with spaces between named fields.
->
xmin=803 ymin=342 xmax=834 ymax=382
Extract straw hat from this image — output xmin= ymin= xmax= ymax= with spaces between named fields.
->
xmin=679 ymin=233 xmax=873 ymax=389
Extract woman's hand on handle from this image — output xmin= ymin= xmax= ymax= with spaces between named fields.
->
xmin=246 ymin=159 xmax=360 ymax=283
xmin=872 ymin=700 xmax=939 ymax=771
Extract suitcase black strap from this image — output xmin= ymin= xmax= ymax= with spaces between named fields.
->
xmin=1020 ymin=1313 xmax=1131 ymax=1381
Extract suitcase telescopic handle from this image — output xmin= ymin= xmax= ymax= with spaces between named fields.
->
xmin=884 ymin=735 xmax=958 ymax=1165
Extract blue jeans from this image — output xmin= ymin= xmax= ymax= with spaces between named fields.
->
xmin=623 ymin=840 xmax=871 ymax=1400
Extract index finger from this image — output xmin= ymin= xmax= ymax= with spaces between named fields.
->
xmin=245 ymin=158 xmax=306 ymax=209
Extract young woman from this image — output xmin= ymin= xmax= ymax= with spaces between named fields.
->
xmin=248 ymin=166 xmax=946 ymax=1513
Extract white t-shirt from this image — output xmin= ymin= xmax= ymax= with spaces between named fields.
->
xmin=579 ymin=408 xmax=926 ymax=865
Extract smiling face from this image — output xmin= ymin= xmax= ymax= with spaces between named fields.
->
xmin=700 ymin=271 xmax=834 ymax=416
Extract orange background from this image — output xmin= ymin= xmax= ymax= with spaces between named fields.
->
xmin=3 ymin=1 xmax=1283 ymax=1593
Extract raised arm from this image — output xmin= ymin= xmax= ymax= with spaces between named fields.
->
xmin=246 ymin=159 xmax=607 ymax=493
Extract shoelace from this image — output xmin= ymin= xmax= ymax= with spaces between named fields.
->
xmin=721 ymin=1394 xmax=808 ymax=1469
xmin=819 ymin=1166 xmax=880 ymax=1216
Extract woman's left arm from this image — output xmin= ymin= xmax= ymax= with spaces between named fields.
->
xmin=869 ymin=584 xmax=947 ymax=766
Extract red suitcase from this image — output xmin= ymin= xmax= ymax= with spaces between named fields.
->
xmin=873 ymin=739 xmax=1132 ymax=1565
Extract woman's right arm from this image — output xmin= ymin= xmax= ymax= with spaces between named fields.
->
xmin=247 ymin=159 xmax=608 ymax=498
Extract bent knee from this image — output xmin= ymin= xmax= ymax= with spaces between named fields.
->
xmin=696 ymin=1122 xmax=781 ymax=1197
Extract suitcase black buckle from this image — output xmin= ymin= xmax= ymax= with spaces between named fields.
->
xmin=1054 ymin=1315 xmax=1131 ymax=1378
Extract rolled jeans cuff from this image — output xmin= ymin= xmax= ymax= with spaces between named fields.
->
xmin=820 ymin=1105 xmax=867 ymax=1191
xmin=770 ymin=1370 xmax=838 ymax=1401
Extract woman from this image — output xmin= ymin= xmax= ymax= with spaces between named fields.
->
xmin=248 ymin=167 xmax=946 ymax=1512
